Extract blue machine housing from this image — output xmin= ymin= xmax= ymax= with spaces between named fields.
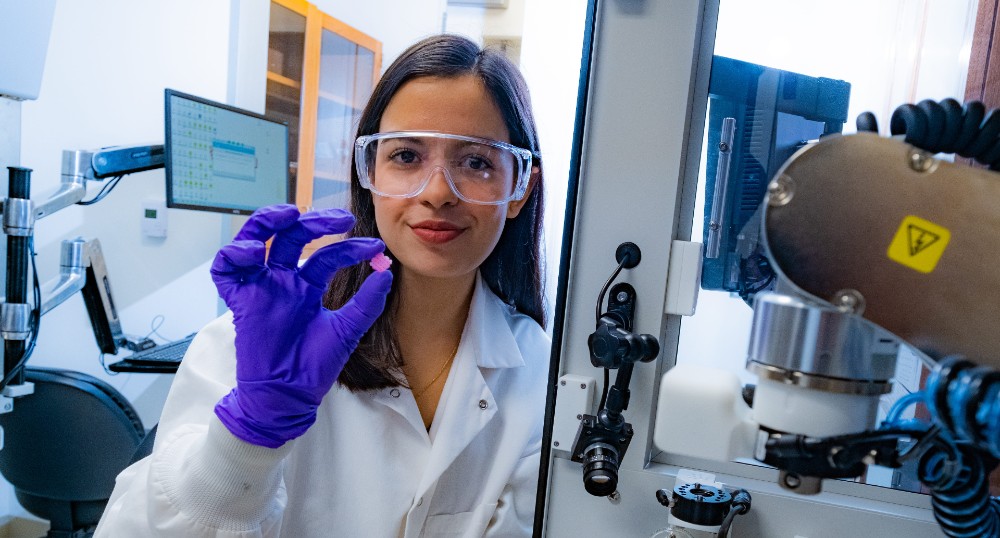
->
xmin=701 ymin=56 xmax=850 ymax=298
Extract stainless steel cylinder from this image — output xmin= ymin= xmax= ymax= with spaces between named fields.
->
xmin=747 ymin=292 xmax=898 ymax=389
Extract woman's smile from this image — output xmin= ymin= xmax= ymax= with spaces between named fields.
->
xmin=409 ymin=219 xmax=466 ymax=243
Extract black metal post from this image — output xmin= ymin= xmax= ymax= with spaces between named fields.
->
xmin=5 ymin=167 xmax=31 ymax=386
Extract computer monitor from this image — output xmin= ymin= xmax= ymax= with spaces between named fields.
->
xmin=164 ymin=89 xmax=291 ymax=215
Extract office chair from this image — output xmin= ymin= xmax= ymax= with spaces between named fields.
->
xmin=0 ymin=367 xmax=148 ymax=538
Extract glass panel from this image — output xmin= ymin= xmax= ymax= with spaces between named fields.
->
xmin=354 ymin=46 xmax=376 ymax=109
xmin=673 ymin=0 xmax=978 ymax=495
xmin=265 ymin=79 xmax=300 ymax=170
xmin=312 ymin=30 xmax=375 ymax=210
xmin=266 ymin=2 xmax=306 ymax=193
xmin=318 ymin=31 xmax=355 ymax=103
xmin=267 ymin=3 xmax=305 ymax=83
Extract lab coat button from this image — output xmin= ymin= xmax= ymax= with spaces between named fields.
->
xmin=416 ymin=497 xmax=424 ymax=506
xmin=478 ymin=399 xmax=488 ymax=409
xmin=389 ymin=388 xmax=400 ymax=398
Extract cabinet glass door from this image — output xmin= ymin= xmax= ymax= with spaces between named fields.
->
xmin=311 ymin=28 xmax=377 ymax=210
xmin=265 ymin=2 xmax=306 ymax=192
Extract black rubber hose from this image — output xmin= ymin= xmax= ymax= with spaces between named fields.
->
xmin=961 ymin=108 xmax=1000 ymax=160
xmin=936 ymin=98 xmax=964 ymax=154
xmin=890 ymin=104 xmax=929 ymax=144
xmin=861 ymin=98 xmax=1000 ymax=170
xmin=918 ymin=99 xmax=945 ymax=151
xmin=953 ymin=101 xmax=985 ymax=154
xmin=978 ymin=137 xmax=1000 ymax=169
xmin=856 ymin=111 xmax=879 ymax=133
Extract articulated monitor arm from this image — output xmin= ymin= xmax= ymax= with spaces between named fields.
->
xmin=35 ymin=144 xmax=164 ymax=220
xmin=39 ymin=237 xmax=124 ymax=354
xmin=0 ymin=146 xmax=161 ymax=450
xmin=1 ymin=144 xmax=160 ymax=385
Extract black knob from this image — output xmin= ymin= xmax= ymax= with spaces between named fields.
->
xmin=624 ymin=333 xmax=659 ymax=363
xmin=588 ymin=322 xmax=627 ymax=369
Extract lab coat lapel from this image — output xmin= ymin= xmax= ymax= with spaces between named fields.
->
xmin=418 ymin=347 xmax=496 ymax=494
xmin=415 ymin=274 xmax=524 ymax=497
xmin=371 ymin=385 xmax=427 ymax=436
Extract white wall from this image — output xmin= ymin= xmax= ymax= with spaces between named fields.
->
xmin=446 ymin=0 xmax=527 ymax=43
xmin=20 ymin=0 xmax=232 ymax=394
xmin=0 ymin=99 xmax=18 ymax=169
xmin=9 ymin=0 xmax=235 ymax=521
xmin=519 ymin=1 xmax=588 ymax=323
xmin=311 ymin=0 xmax=449 ymax=74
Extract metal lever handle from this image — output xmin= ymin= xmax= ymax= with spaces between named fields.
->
xmin=706 ymin=117 xmax=736 ymax=259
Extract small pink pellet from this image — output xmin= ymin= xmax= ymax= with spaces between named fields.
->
xmin=370 ymin=252 xmax=392 ymax=272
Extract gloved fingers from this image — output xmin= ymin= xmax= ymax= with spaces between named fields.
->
xmin=212 ymin=240 xmax=268 ymax=273
xmin=210 ymin=240 xmax=267 ymax=301
xmin=334 ymin=270 xmax=394 ymax=333
xmin=268 ymin=208 xmax=356 ymax=268
xmin=233 ymin=204 xmax=301 ymax=242
xmin=298 ymin=237 xmax=386 ymax=288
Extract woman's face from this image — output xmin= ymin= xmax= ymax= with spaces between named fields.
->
xmin=372 ymin=75 xmax=532 ymax=283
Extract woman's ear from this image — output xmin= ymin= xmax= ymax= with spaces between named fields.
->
xmin=507 ymin=165 xmax=540 ymax=218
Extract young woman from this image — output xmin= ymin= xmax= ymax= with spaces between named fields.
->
xmin=96 ymin=34 xmax=548 ymax=537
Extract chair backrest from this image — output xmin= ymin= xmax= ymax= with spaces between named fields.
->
xmin=0 ymin=367 xmax=144 ymax=504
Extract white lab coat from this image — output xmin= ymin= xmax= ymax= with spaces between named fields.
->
xmin=95 ymin=274 xmax=550 ymax=537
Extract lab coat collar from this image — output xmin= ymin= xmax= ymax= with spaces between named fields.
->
xmin=469 ymin=272 xmax=525 ymax=370
xmin=372 ymin=272 xmax=525 ymax=426
xmin=371 ymin=272 xmax=528 ymax=520
xmin=413 ymin=273 xmax=526 ymax=496
xmin=419 ymin=341 xmax=497 ymax=481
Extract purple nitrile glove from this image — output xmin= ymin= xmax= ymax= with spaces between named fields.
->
xmin=210 ymin=204 xmax=392 ymax=448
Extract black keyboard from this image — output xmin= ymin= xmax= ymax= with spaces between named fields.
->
xmin=126 ymin=333 xmax=196 ymax=364
xmin=108 ymin=333 xmax=196 ymax=373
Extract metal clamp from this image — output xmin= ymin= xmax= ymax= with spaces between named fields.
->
xmin=0 ymin=303 xmax=32 ymax=340
xmin=2 ymin=197 xmax=34 ymax=236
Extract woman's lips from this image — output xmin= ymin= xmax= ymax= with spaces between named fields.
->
xmin=410 ymin=221 xmax=465 ymax=243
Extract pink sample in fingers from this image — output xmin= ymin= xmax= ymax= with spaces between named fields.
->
xmin=370 ymin=252 xmax=392 ymax=272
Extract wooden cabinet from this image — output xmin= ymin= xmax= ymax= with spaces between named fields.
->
xmin=267 ymin=0 xmax=381 ymax=215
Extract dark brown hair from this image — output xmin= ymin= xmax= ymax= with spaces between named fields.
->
xmin=324 ymin=34 xmax=546 ymax=392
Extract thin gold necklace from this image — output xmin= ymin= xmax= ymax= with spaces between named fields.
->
xmin=412 ymin=341 xmax=460 ymax=399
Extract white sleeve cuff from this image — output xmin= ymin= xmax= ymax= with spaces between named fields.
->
xmin=154 ymin=415 xmax=293 ymax=533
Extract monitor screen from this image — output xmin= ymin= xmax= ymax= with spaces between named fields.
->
xmin=165 ymin=89 xmax=290 ymax=215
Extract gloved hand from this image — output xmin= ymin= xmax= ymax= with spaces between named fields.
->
xmin=210 ymin=204 xmax=392 ymax=448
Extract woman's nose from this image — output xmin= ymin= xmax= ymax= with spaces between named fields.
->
xmin=418 ymin=166 xmax=460 ymax=207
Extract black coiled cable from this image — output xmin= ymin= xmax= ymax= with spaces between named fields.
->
xmin=857 ymin=98 xmax=1000 ymax=170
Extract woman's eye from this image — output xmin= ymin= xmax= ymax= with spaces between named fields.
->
xmin=462 ymin=155 xmax=492 ymax=171
xmin=389 ymin=149 xmax=419 ymax=164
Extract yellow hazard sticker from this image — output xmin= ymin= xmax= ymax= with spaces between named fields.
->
xmin=887 ymin=215 xmax=950 ymax=273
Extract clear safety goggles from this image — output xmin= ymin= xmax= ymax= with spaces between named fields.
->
xmin=354 ymin=131 xmax=535 ymax=205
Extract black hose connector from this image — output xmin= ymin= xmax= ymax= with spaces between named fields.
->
xmin=730 ymin=488 xmax=752 ymax=514
xmin=718 ymin=488 xmax=752 ymax=538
